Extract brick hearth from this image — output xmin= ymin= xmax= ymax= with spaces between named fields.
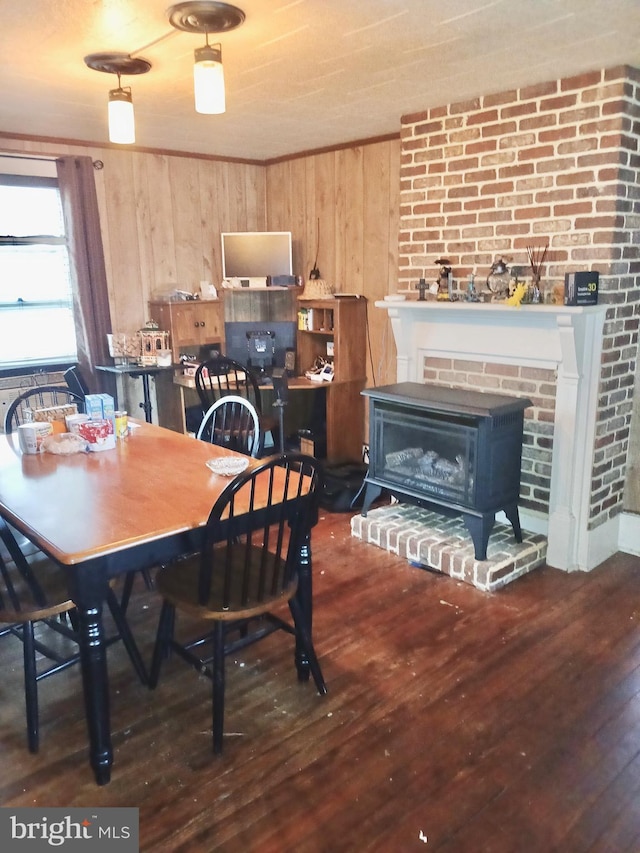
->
xmin=351 ymin=504 xmax=547 ymax=592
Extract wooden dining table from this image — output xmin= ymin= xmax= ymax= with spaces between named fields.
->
xmin=0 ymin=420 xmax=317 ymax=785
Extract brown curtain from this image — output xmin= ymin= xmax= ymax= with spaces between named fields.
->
xmin=56 ymin=156 xmax=113 ymax=395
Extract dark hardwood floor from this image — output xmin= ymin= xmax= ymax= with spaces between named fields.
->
xmin=2 ymin=510 xmax=640 ymax=852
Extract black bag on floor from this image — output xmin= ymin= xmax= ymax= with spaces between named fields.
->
xmin=320 ymin=462 xmax=369 ymax=512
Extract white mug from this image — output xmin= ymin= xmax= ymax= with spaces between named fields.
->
xmin=17 ymin=422 xmax=53 ymax=454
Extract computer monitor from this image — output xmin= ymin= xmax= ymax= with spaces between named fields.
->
xmin=224 ymin=321 xmax=296 ymax=371
xmin=246 ymin=330 xmax=275 ymax=372
xmin=221 ymin=232 xmax=293 ymax=280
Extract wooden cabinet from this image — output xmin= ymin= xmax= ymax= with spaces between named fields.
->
xmin=296 ymin=297 xmax=367 ymax=462
xmin=148 ymin=299 xmax=225 ymax=433
xmin=149 ymin=299 xmax=225 ymax=361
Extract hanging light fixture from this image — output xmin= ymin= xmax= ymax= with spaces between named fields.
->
xmin=84 ymin=53 xmax=152 ymax=144
xmin=83 ymin=1 xmax=243 ymax=140
xmin=193 ymin=41 xmax=225 ymax=114
xmin=108 ymin=75 xmax=135 ymax=143
xmin=168 ymin=1 xmax=245 ymax=115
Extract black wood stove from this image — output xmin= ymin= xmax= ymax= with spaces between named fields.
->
xmin=360 ymin=383 xmax=532 ymax=560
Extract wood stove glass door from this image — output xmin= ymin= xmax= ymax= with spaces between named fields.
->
xmin=371 ymin=405 xmax=477 ymax=508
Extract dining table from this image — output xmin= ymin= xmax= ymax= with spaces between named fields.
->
xmin=0 ymin=420 xmax=317 ymax=785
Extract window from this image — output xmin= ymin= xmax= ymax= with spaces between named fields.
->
xmin=0 ymin=175 xmax=77 ymax=368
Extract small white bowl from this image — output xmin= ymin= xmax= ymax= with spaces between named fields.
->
xmin=206 ymin=457 xmax=249 ymax=477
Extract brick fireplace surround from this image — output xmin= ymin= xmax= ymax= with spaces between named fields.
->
xmin=353 ymin=65 xmax=640 ymax=587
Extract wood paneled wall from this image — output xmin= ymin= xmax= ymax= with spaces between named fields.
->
xmin=266 ymin=140 xmax=400 ymax=389
xmin=100 ymin=153 xmax=267 ymax=329
xmin=1 ymin=135 xmax=397 ymax=390
xmin=0 ymin=134 xmax=399 ymax=456
xmin=0 ymin=138 xmax=267 ymax=334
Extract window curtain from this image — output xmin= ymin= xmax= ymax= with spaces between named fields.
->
xmin=56 ymin=156 xmax=114 ymax=396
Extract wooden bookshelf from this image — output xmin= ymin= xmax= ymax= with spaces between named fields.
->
xmin=296 ymin=296 xmax=367 ymax=462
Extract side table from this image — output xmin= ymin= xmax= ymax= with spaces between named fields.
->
xmin=96 ymin=364 xmax=176 ymax=424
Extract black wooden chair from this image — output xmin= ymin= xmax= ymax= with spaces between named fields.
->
xmin=149 ymin=452 xmax=326 ymax=754
xmin=194 ymin=356 xmax=279 ymax=452
xmin=122 ymin=395 xmax=265 ymax=612
xmin=196 ymin=395 xmax=263 ymax=457
xmin=0 ymin=519 xmax=148 ymax=753
xmin=63 ymin=365 xmax=90 ymax=400
xmin=122 ymin=399 xmax=262 ymax=614
xmin=4 ymin=385 xmax=84 ymax=434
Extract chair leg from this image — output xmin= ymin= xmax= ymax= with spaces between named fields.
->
xmin=149 ymin=601 xmax=174 ymax=689
xmin=270 ymin=425 xmax=282 ymax=455
xmin=105 ymin=589 xmax=148 ymax=685
xmin=288 ymin=598 xmax=327 ymax=696
xmin=212 ymin=621 xmax=225 ymax=754
xmin=22 ymin=621 xmax=39 ymax=753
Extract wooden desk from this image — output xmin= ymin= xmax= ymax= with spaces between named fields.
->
xmin=174 ymin=372 xmax=364 ymax=461
xmin=0 ymin=422 xmax=316 ymax=785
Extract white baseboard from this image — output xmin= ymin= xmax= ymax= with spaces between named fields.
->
xmin=497 ymin=508 xmax=548 ymax=536
xmin=581 ymin=514 xmax=621 ymax=571
xmin=500 ymin=508 xmax=639 ymax=570
xmin=619 ymin=511 xmax=640 ymax=556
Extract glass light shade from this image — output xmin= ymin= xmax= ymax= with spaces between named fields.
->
xmin=108 ymin=88 xmax=135 ymax=144
xmin=193 ymin=45 xmax=225 ymax=114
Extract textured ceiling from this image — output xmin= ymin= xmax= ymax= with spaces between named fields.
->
xmin=1 ymin=0 xmax=640 ymax=162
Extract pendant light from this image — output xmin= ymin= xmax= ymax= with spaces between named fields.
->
xmin=84 ymin=53 xmax=152 ymax=145
xmin=108 ymin=75 xmax=135 ymax=144
xmin=194 ymin=41 xmax=225 ymax=114
xmin=84 ymin=2 xmax=244 ymax=143
xmin=168 ymin=2 xmax=245 ymax=115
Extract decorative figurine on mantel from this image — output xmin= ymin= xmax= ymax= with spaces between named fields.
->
xmin=435 ymin=258 xmax=453 ymax=301
xmin=485 ymin=256 xmax=511 ymax=301
xmin=506 ymin=281 xmax=528 ymax=306
xmin=527 ymin=243 xmax=548 ymax=303
xmin=465 ymin=269 xmax=480 ymax=302
xmin=416 ymin=278 xmax=429 ymax=301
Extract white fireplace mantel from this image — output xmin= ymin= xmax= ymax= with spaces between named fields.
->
xmin=376 ymin=298 xmax=611 ymax=572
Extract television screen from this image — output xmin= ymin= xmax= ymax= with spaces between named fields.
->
xmin=221 ymin=231 xmax=292 ymax=279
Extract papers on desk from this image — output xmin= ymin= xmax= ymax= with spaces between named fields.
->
xmin=305 ymin=364 xmax=334 ymax=382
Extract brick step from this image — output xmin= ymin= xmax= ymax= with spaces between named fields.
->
xmin=351 ymin=503 xmax=547 ymax=592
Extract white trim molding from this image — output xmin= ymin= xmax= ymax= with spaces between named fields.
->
xmin=378 ymin=300 xmax=610 ymax=572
